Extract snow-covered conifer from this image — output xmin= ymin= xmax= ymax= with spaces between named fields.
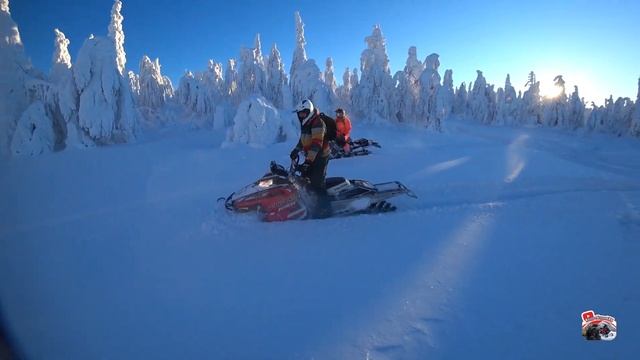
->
xmin=566 ymin=86 xmax=585 ymax=129
xmin=416 ymin=53 xmax=443 ymax=128
xmin=225 ymin=58 xmax=240 ymax=105
xmin=467 ymin=70 xmax=493 ymax=124
xmin=265 ymin=43 xmax=288 ymax=108
xmin=518 ymin=72 xmax=542 ymax=125
xmin=352 ymin=25 xmax=397 ymax=122
xmin=324 ymin=57 xmax=338 ymax=105
xmin=108 ymin=0 xmax=126 ymax=75
xmin=630 ymin=78 xmax=640 ymax=137
xmin=136 ymin=55 xmax=174 ymax=109
xmin=73 ymin=0 xmax=138 ymax=144
xmin=394 ymin=46 xmax=423 ymax=122
xmin=496 ymin=74 xmax=518 ymax=125
xmin=226 ymin=95 xmax=297 ymax=145
xmin=436 ymin=69 xmax=455 ymax=122
xmin=542 ymin=75 xmax=568 ymax=127
xmin=48 ymin=29 xmax=94 ymax=148
xmin=289 ymin=12 xmax=330 ymax=111
xmin=336 ymin=67 xmax=353 ymax=109
xmin=453 ymin=82 xmax=468 ymax=115
xmin=0 ymin=0 xmax=33 ymax=155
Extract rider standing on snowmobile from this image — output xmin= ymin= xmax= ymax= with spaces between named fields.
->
xmin=290 ymin=99 xmax=331 ymax=216
xmin=335 ymin=108 xmax=352 ymax=154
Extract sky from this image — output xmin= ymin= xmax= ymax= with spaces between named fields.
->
xmin=10 ymin=0 xmax=640 ymax=105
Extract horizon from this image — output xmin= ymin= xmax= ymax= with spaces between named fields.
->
xmin=10 ymin=0 xmax=640 ymax=106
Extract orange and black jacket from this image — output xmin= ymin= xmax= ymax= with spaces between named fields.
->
xmin=336 ymin=115 xmax=352 ymax=140
xmin=294 ymin=112 xmax=331 ymax=163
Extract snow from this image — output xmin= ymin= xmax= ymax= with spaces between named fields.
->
xmin=1 ymin=120 xmax=639 ymax=358
xmin=631 ymin=78 xmax=640 ymax=136
xmin=108 ymin=0 xmax=126 ymax=76
xmin=352 ymin=25 xmax=397 ymax=122
xmin=3 ymin=3 xmax=640 ymax=159
xmin=394 ymin=46 xmax=424 ymax=123
xmin=49 ymin=29 xmax=94 ymax=149
xmin=9 ymin=101 xmax=54 ymax=156
xmin=133 ymin=55 xmax=174 ymax=110
xmin=73 ymin=34 xmax=138 ymax=143
xmin=225 ymin=95 xmax=297 ymax=146
xmin=0 ymin=0 xmax=32 ymax=156
xmin=417 ymin=53 xmax=442 ymax=129
xmin=323 ymin=57 xmax=338 ymax=101
xmin=265 ymin=43 xmax=289 ymax=109
xmin=289 ymin=12 xmax=332 ymax=112
xmin=336 ymin=67 xmax=354 ymax=110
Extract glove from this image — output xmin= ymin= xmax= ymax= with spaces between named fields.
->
xmin=290 ymin=149 xmax=299 ymax=160
xmin=297 ymin=162 xmax=311 ymax=176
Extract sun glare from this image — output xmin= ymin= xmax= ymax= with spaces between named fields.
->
xmin=540 ymin=82 xmax=563 ymax=99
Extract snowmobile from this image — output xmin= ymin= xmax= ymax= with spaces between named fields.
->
xmin=329 ymin=138 xmax=381 ymax=159
xmin=220 ymin=158 xmax=416 ymax=222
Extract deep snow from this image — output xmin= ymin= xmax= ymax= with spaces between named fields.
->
xmin=1 ymin=121 xmax=639 ymax=359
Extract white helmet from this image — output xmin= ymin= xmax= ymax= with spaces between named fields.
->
xmin=294 ymin=99 xmax=315 ymax=126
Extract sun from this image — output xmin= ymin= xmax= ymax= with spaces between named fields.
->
xmin=540 ymin=82 xmax=563 ymax=99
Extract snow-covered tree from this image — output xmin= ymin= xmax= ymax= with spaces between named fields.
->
xmin=289 ymin=12 xmax=331 ymax=111
xmin=323 ymin=57 xmax=338 ymax=105
xmin=352 ymin=25 xmax=397 ymax=122
xmin=176 ymin=59 xmax=225 ymax=125
xmin=518 ymin=72 xmax=542 ymax=125
xmin=453 ymin=82 xmax=468 ymax=115
xmin=335 ymin=67 xmax=353 ymax=109
xmin=350 ymin=68 xmax=360 ymax=89
xmin=393 ymin=46 xmax=423 ymax=122
xmin=542 ymin=75 xmax=569 ymax=127
xmin=416 ymin=53 xmax=443 ymax=129
xmin=591 ymin=95 xmax=635 ymax=136
xmin=630 ymin=78 xmax=640 ymax=137
xmin=48 ymin=28 xmax=94 ymax=148
xmin=265 ymin=43 xmax=289 ymax=109
xmin=525 ymin=71 xmax=536 ymax=89
xmin=496 ymin=74 xmax=518 ymax=125
xmin=0 ymin=0 xmax=36 ymax=155
xmin=225 ymin=58 xmax=240 ymax=105
xmin=134 ymin=55 xmax=174 ymax=109
xmin=436 ymin=69 xmax=455 ymax=122
xmin=226 ymin=95 xmax=298 ymax=146
xmin=73 ymin=0 xmax=138 ymax=144
xmin=566 ymin=86 xmax=585 ymax=130
xmin=109 ymin=0 xmax=126 ymax=75
xmin=467 ymin=70 xmax=494 ymax=124
xmin=238 ymin=34 xmax=267 ymax=100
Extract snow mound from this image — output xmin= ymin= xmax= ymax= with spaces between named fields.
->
xmin=226 ymin=96 xmax=297 ymax=146
xmin=10 ymin=101 xmax=55 ymax=156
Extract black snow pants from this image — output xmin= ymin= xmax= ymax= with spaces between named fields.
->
xmin=306 ymin=155 xmax=331 ymax=218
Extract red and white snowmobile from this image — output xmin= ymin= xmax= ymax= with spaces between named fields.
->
xmin=329 ymin=138 xmax=381 ymax=159
xmin=221 ymin=160 xmax=416 ymax=222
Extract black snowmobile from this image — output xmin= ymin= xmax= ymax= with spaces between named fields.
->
xmin=329 ymin=138 xmax=381 ymax=159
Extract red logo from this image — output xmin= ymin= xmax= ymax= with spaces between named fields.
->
xmin=581 ymin=310 xmax=617 ymax=341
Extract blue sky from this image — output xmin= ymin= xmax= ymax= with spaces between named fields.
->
xmin=11 ymin=0 xmax=640 ymax=105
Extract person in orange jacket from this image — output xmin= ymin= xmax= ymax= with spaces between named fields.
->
xmin=334 ymin=108 xmax=352 ymax=154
